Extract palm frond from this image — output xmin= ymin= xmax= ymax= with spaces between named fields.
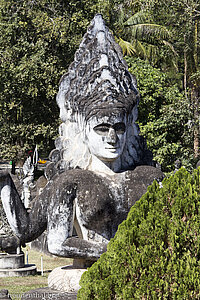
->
xmin=171 ymin=59 xmax=179 ymax=72
xmin=162 ymin=40 xmax=178 ymax=56
xmin=130 ymin=24 xmax=171 ymax=41
xmin=132 ymin=40 xmax=147 ymax=58
xmin=162 ymin=40 xmax=179 ymax=71
xmin=118 ymin=37 xmax=137 ymax=56
xmin=145 ymin=44 xmax=160 ymax=64
xmin=124 ymin=10 xmax=150 ymax=26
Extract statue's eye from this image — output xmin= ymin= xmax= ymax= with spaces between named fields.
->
xmin=94 ymin=124 xmax=110 ymax=135
xmin=113 ymin=123 xmax=126 ymax=134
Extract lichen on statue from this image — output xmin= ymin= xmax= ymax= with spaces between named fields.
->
xmin=0 ymin=14 xmax=164 ymax=261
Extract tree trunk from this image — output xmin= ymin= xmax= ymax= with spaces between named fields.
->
xmin=193 ymin=19 xmax=200 ymax=158
xmin=184 ymin=35 xmax=188 ymax=99
xmin=192 ymin=84 xmax=200 ymax=158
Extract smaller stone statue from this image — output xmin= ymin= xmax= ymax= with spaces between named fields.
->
xmin=174 ymin=159 xmax=182 ymax=174
xmin=21 ymin=155 xmax=34 ymax=208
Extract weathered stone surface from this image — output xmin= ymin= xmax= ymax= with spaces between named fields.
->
xmin=0 ymin=14 xmax=164 ymax=268
xmin=53 ymin=14 xmax=153 ymax=173
xmin=0 ymin=253 xmax=24 ymax=269
xmin=0 ymin=199 xmax=13 ymax=237
xmin=0 ymin=235 xmax=21 ymax=254
xmin=0 ymin=173 xmax=21 ymax=253
xmin=49 ymin=149 xmax=61 ymax=163
xmin=57 ymin=15 xmax=138 ymax=122
xmin=0 ymin=263 xmax=37 ymax=277
xmin=0 ymin=174 xmax=17 ymax=244
xmin=0 ymin=164 xmax=163 ymax=260
xmin=44 ymin=162 xmax=56 ymax=181
xmin=0 ymin=289 xmax=12 ymax=300
xmin=0 ymin=251 xmax=37 ymax=277
xmin=48 ymin=265 xmax=86 ymax=292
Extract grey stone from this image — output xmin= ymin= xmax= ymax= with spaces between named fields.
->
xmin=0 ymin=251 xmax=37 ymax=277
xmin=44 ymin=162 xmax=56 ymax=181
xmin=49 ymin=149 xmax=61 ymax=163
xmin=0 ymin=290 xmax=12 ymax=300
xmin=0 ymin=165 xmax=163 ymax=260
xmin=0 ymin=253 xmax=24 ymax=269
xmin=0 ymin=14 xmax=164 ymax=266
xmin=0 ymin=264 xmax=37 ymax=277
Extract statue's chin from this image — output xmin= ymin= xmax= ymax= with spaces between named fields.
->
xmin=96 ymin=155 xmax=119 ymax=163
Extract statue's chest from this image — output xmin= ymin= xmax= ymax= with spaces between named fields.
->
xmin=76 ymin=173 xmax=120 ymax=212
xmin=66 ymin=170 xmax=142 ymax=213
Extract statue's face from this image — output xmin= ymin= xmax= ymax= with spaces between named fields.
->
xmin=86 ymin=116 xmax=127 ymax=162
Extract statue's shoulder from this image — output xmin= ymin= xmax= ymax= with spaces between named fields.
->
xmin=125 ymin=165 xmax=164 ymax=183
xmin=50 ymin=169 xmax=113 ymax=213
xmin=52 ymin=168 xmax=107 ymax=188
xmin=124 ymin=166 xmax=164 ymax=208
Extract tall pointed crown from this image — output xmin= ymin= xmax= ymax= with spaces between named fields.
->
xmin=57 ymin=14 xmax=139 ymax=122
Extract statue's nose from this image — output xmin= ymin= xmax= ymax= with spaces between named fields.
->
xmin=106 ymin=128 xmax=118 ymax=145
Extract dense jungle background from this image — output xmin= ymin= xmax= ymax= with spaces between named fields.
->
xmin=0 ymin=0 xmax=199 ymax=173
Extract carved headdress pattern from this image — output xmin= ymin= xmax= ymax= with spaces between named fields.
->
xmin=57 ymin=14 xmax=139 ymax=122
xmin=46 ymin=14 xmax=152 ymax=175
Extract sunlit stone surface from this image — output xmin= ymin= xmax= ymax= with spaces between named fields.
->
xmin=0 ymin=14 xmax=164 ymax=291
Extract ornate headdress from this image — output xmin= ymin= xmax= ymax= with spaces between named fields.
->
xmin=57 ymin=14 xmax=139 ymax=122
xmin=46 ymin=14 xmax=152 ymax=177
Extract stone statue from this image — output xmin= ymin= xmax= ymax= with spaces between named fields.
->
xmin=174 ymin=159 xmax=182 ymax=174
xmin=21 ymin=155 xmax=34 ymax=208
xmin=0 ymin=15 xmax=164 ymax=263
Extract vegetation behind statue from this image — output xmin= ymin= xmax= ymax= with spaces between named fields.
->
xmin=0 ymin=0 xmax=198 ymax=172
xmin=0 ymin=0 xmax=118 ymax=161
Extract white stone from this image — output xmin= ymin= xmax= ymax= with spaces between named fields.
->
xmin=48 ymin=265 xmax=86 ymax=292
xmin=1 ymin=185 xmax=18 ymax=234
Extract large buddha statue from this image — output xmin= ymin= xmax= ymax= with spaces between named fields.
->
xmin=0 ymin=15 xmax=163 ymax=263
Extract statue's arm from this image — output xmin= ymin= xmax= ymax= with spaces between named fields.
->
xmin=46 ymin=193 xmax=107 ymax=260
xmin=0 ymin=171 xmax=47 ymax=245
xmin=47 ymin=223 xmax=107 ymax=260
xmin=0 ymin=171 xmax=28 ymax=237
xmin=61 ymin=237 xmax=107 ymax=259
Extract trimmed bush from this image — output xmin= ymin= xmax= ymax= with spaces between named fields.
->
xmin=78 ymin=168 xmax=200 ymax=299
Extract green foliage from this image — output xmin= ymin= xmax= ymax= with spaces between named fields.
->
xmin=78 ymin=167 xmax=200 ymax=299
xmin=126 ymin=57 xmax=194 ymax=172
xmin=0 ymin=123 xmax=58 ymax=160
xmin=126 ymin=57 xmax=169 ymax=122
xmin=0 ymin=0 xmax=198 ymax=167
xmin=115 ymin=2 xmax=177 ymax=69
xmin=0 ymin=0 xmax=121 ymax=160
xmin=117 ymin=0 xmax=200 ymax=160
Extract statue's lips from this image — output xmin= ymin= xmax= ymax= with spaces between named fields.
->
xmin=105 ymin=147 xmax=119 ymax=151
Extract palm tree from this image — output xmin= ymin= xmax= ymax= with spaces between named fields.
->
xmin=116 ymin=9 xmax=178 ymax=69
xmin=117 ymin=0 xmax=200 ymax=159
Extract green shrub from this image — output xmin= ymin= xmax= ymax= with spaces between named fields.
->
xmin=78 ymin=168 xmax=200 ymax=299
